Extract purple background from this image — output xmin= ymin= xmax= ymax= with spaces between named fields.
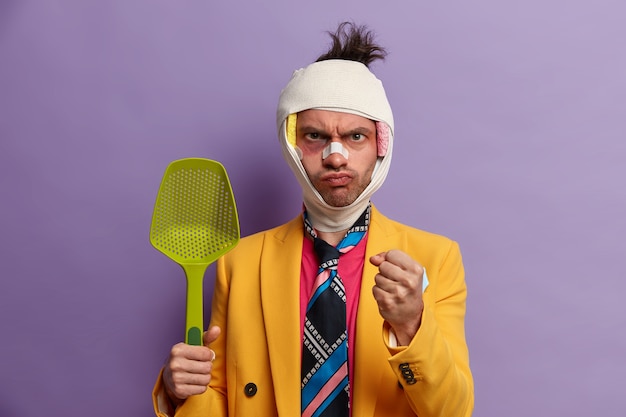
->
xmin=1 ymin=1 xmax=625 ymax=416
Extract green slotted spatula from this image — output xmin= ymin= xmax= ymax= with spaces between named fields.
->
xmin=150 ymin=158 xmax=240 ymax=345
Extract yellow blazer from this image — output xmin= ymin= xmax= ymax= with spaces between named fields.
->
xmin=153 ymin=206 xmax=474 ymax=416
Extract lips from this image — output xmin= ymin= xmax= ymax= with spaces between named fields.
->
xmin=320 ymin=172 xmax=353 ymax=187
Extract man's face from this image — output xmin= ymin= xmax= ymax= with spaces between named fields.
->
xmin=296 ymin=109 xmax=378 ymax=207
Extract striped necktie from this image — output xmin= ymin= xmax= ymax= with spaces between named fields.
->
xmin=301 ymin=204 xmax=371 ymax=417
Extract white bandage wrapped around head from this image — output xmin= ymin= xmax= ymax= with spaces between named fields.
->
xmin=277 ymin=59 xmax=394 ymax=232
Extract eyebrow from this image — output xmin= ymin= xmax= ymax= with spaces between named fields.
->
xmin=297 ymin=125 xmax=374 ymax=137
xmin=343 ymin=127 xmax=374 ymax=136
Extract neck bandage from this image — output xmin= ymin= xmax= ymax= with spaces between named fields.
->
xmin=277 ymin=60 xmax=394 ymax=232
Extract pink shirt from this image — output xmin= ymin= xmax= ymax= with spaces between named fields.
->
xmin=299 ymin=232 xmax=368 ymax=398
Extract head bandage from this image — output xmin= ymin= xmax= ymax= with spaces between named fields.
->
xmin=277 ymin=60 xmax=394 ymax=232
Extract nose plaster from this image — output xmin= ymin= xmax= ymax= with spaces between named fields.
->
xmin=322 ymin=142 xmax=349 ymax=160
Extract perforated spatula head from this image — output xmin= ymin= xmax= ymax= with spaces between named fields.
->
xmin=150 ymin=158 xmax=239 ymax=345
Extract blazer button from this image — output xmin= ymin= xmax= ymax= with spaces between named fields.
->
xmin=399 ymin=363 xmax=416 ymax=383
xmin=401 ymin=368 xmax=414 ymax=378
xmin=244 ymin=383 xmax=257 ymax=397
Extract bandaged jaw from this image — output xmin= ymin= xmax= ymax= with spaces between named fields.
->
xmin=277 ymin=60 xmax=394 ymax=232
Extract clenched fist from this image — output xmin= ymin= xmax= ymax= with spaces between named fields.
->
xmin=370 ymin=250 xmax=424 ymax=346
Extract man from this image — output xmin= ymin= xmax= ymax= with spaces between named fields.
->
xmin=153 ymin=22 xmax=474 ymax=417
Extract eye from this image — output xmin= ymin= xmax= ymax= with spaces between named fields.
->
xmin=351 ymin=133 xmax=365 ymax=141
xmin=305 ymin=132 xmax=322 ymax=140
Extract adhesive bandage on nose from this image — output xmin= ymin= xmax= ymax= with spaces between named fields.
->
xmin=322 ymin=142 xmax=349 ymax=160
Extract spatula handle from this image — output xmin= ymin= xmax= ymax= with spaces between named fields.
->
xmin=182 ymin=264 xmax=208 ymax=346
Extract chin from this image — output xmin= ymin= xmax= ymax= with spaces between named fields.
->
xmin=321 ymin=194 xmax=357 ymax=208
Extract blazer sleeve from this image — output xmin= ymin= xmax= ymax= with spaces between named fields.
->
xmin=385 ymin=239 xmax=474 ymax=417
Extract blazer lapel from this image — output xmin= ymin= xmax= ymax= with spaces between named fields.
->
xmin=260 ymin=216 xmax=304 ymax=417
xmin=353 ymin=206 xmax=403 ymax=417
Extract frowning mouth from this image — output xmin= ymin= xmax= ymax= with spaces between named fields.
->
xmin=320 ymin=172 xmax=353 ymax=186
